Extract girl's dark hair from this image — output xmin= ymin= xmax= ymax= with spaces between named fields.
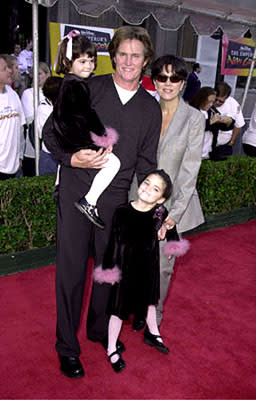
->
xmin=189 ymin=86 xmax=216 ymax=110
xmin=151 ymin=54 xmax=188 ymax=82
xmin=42 ymin=76 xmax=63 ymax=105
xmin=55 ymin=34 xmax=97 ymax=75
xmin=144 ymin=169 xmax=173 ymax=200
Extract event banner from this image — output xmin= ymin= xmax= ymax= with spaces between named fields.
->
xmin=49 ymin=22 xmax=115 ymax=75
xmin=221 ymin=34 xmax=256 ymax=76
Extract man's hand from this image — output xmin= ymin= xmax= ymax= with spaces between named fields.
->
xmin=158 ymin=216 xmax=176 ymax=240
xmin=71 ymin=148 xmax=109 ymax=169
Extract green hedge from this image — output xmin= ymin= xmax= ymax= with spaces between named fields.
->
xmin=0 ymin=175 xmax=56 ymax=253
xmin=0 ymin=156 xmax=256 ymax=254
xmin=197 ymin=156 xmax=256 ymax=214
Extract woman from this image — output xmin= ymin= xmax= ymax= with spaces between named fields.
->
xmin=150 ymin=55 xmax=205 ymax=325
xmin=189 ymin=87 xmax=234 ymax=160
xmin=21 ymin=62 xmax=51 ymax=176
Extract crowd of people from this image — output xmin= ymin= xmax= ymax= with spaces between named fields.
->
xmin=0 ymin=27 xmax=255 ymax=379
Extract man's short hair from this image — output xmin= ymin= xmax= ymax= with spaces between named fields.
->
xmin=215 ymin=81 xmax=231 ymax=98
xmin=108 ymin=26 xmax=154 ymax=72
xmin=193 ymin=63 xmax=200 ymax=71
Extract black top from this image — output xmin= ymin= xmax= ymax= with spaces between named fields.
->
xmin=52 ymin=73 xmax=105 ymax=152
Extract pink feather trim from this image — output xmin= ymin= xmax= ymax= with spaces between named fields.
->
xmin=94 ymin=265 xmax=121 ymax=284
xmin=162 ymin=238 xmax=190 ymax=257
xmin=90 ymin=127 xmax=119 ymax=148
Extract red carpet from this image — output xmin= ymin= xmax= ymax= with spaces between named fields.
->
xmin=0 ymin=220 xmax=256 ymax=399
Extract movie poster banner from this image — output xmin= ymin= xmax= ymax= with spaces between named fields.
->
xmin=221 ymin=34 xmax=256 ymax=76
xmin=49 ymin=22 xmax=115 ymax=76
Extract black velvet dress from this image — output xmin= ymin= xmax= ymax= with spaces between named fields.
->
xmin=99 ymin=202 xmax=168 ymax=320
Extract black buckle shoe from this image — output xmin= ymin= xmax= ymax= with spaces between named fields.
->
xmin=108 ymin=350 xmax=126 ymax=373
xmin=132 ymin=316 xmax=146 ymax=331
xmin=143 ymin=327 xmax=169 ymax=354
xmin=101 ymin=337 xmax=126 ymax=353
xmin=74 ymin=198 xmax=105 ymax=229
xmin=58 ymin=355 xmax=85 ymax=379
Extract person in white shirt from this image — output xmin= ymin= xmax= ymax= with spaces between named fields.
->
xmin=37 ymin=76 xmax=62 ymax=175
xmin=17 ymin=38 xmax=33 ymax=94
xmin=0 ymin=55 xmax=25 ymax=179
xmin=17 ymin=38 xmax=33 ymax=75
xmin=21 ymin=61 xmax=50 ymax=176
xmin=242 ymin=102 xmax=256 ymax=157
xmin=214 ymin=82 xmax=245 ymax=156
xmin=189 ymin=86 xmax=234 ymax=160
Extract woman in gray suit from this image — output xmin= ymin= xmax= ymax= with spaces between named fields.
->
xmin=151 ymin=55 xmax=206 ymax=325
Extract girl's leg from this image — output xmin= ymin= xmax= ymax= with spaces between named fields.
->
xmin=144 ymin=305 xmax=169 ymax=354
xmin=146 ymin=305 xmax=163 ymax=342
xmin=108 ymin=315 xmax=123 ymax=362
xmin=85 ymin=153 xmax=121 ymax=206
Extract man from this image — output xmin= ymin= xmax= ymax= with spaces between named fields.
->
xmin=43 ymin=26 xmax=162 ymax=379
xmin=214 ymin=82 xmax=245 ymax=156
xmin=18 ymin=38 xmax=33 ymax=93
xmin=183 ymin=62 xmax=201 ymax=102
xmin=0 ymin=55 xmax=25 ymax=180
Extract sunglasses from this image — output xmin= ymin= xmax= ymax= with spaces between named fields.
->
xmin=155 ymin=74 xmax=183 ymax=83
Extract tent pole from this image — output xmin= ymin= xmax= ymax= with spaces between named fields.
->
xmin=32 ymin=0 xmax=40 ymax=175
xmin=241 ymin=46 xmax=256 ymax=111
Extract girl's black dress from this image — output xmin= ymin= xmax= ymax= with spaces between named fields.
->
xmin=96 ymin=202 xmax=168 ymax=320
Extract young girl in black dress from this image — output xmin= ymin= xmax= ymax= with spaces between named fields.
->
xmin=94 ymin=170 xmax=190 ymax=372
xmin=53 ymin=30 xmax=120 ymax=229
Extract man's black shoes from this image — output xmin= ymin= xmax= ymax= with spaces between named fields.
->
xmin=58 ymin=355 xmax=85 ymax=379
xmin=74 ymin=198 xmax=105 ymax=229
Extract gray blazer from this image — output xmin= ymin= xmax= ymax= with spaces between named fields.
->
xmin=157 ymin=98 xmax=205 ymax=232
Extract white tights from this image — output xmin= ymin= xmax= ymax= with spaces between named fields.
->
xmin=107 ymin=305 xmax=162 ymax=362
xmin=85 ymin=152 xmax=120 ymax=206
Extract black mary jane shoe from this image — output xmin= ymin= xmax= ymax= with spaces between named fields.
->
xmin=143 ymin=327 xmax=169 ymax=354
xmin=101 ymin=337 xmax=126 ymax=353
xmin=74 ymin=198 xmax=105 ymax=229
xmin=108 ymin=350 xmax=126 ymax=373
xmin=58 ymin=355 xmax=85 ymax=379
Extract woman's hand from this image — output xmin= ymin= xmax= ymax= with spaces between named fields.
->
xmin=158 ymin=216 xmax=176 ymax=240
xmin=71 ymin=148 xmax=109 ymax=169
xmin=210 ymin=113 xmax=221 ymax=125
xmin=219 ymin=116 xmax=233 ymax=126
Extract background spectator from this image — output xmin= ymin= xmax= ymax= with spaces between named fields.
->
xmin=189 ymin=86 xmax=234 ymax=161
xmin=214 ymin=82 xmax=245 ymax=156
xmin=242 ymin=102 xmax=256 ymax=157
xmin=21 ymin=61 xmax=50 ymax=176
xmin=11 ymin=43 xmax=21 ymax=59
xmin=37 ymin=76 xmax=62 ymax=175
xmin=183 ymin=62 xmax=201 ymax=102
xmin=0 ymin=54 xmax=25 ymax=180
xmin=18 ymin=38 xmax=33 ymax=93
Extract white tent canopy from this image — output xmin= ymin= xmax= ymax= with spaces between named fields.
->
xmin=28 ymin=0 xmax=256 ymax=38
xmin=26 ymin=0 xmax=256 ymax=174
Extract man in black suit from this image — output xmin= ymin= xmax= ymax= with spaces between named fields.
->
xmin=183 ymin=62 xmax=201 ymax=102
